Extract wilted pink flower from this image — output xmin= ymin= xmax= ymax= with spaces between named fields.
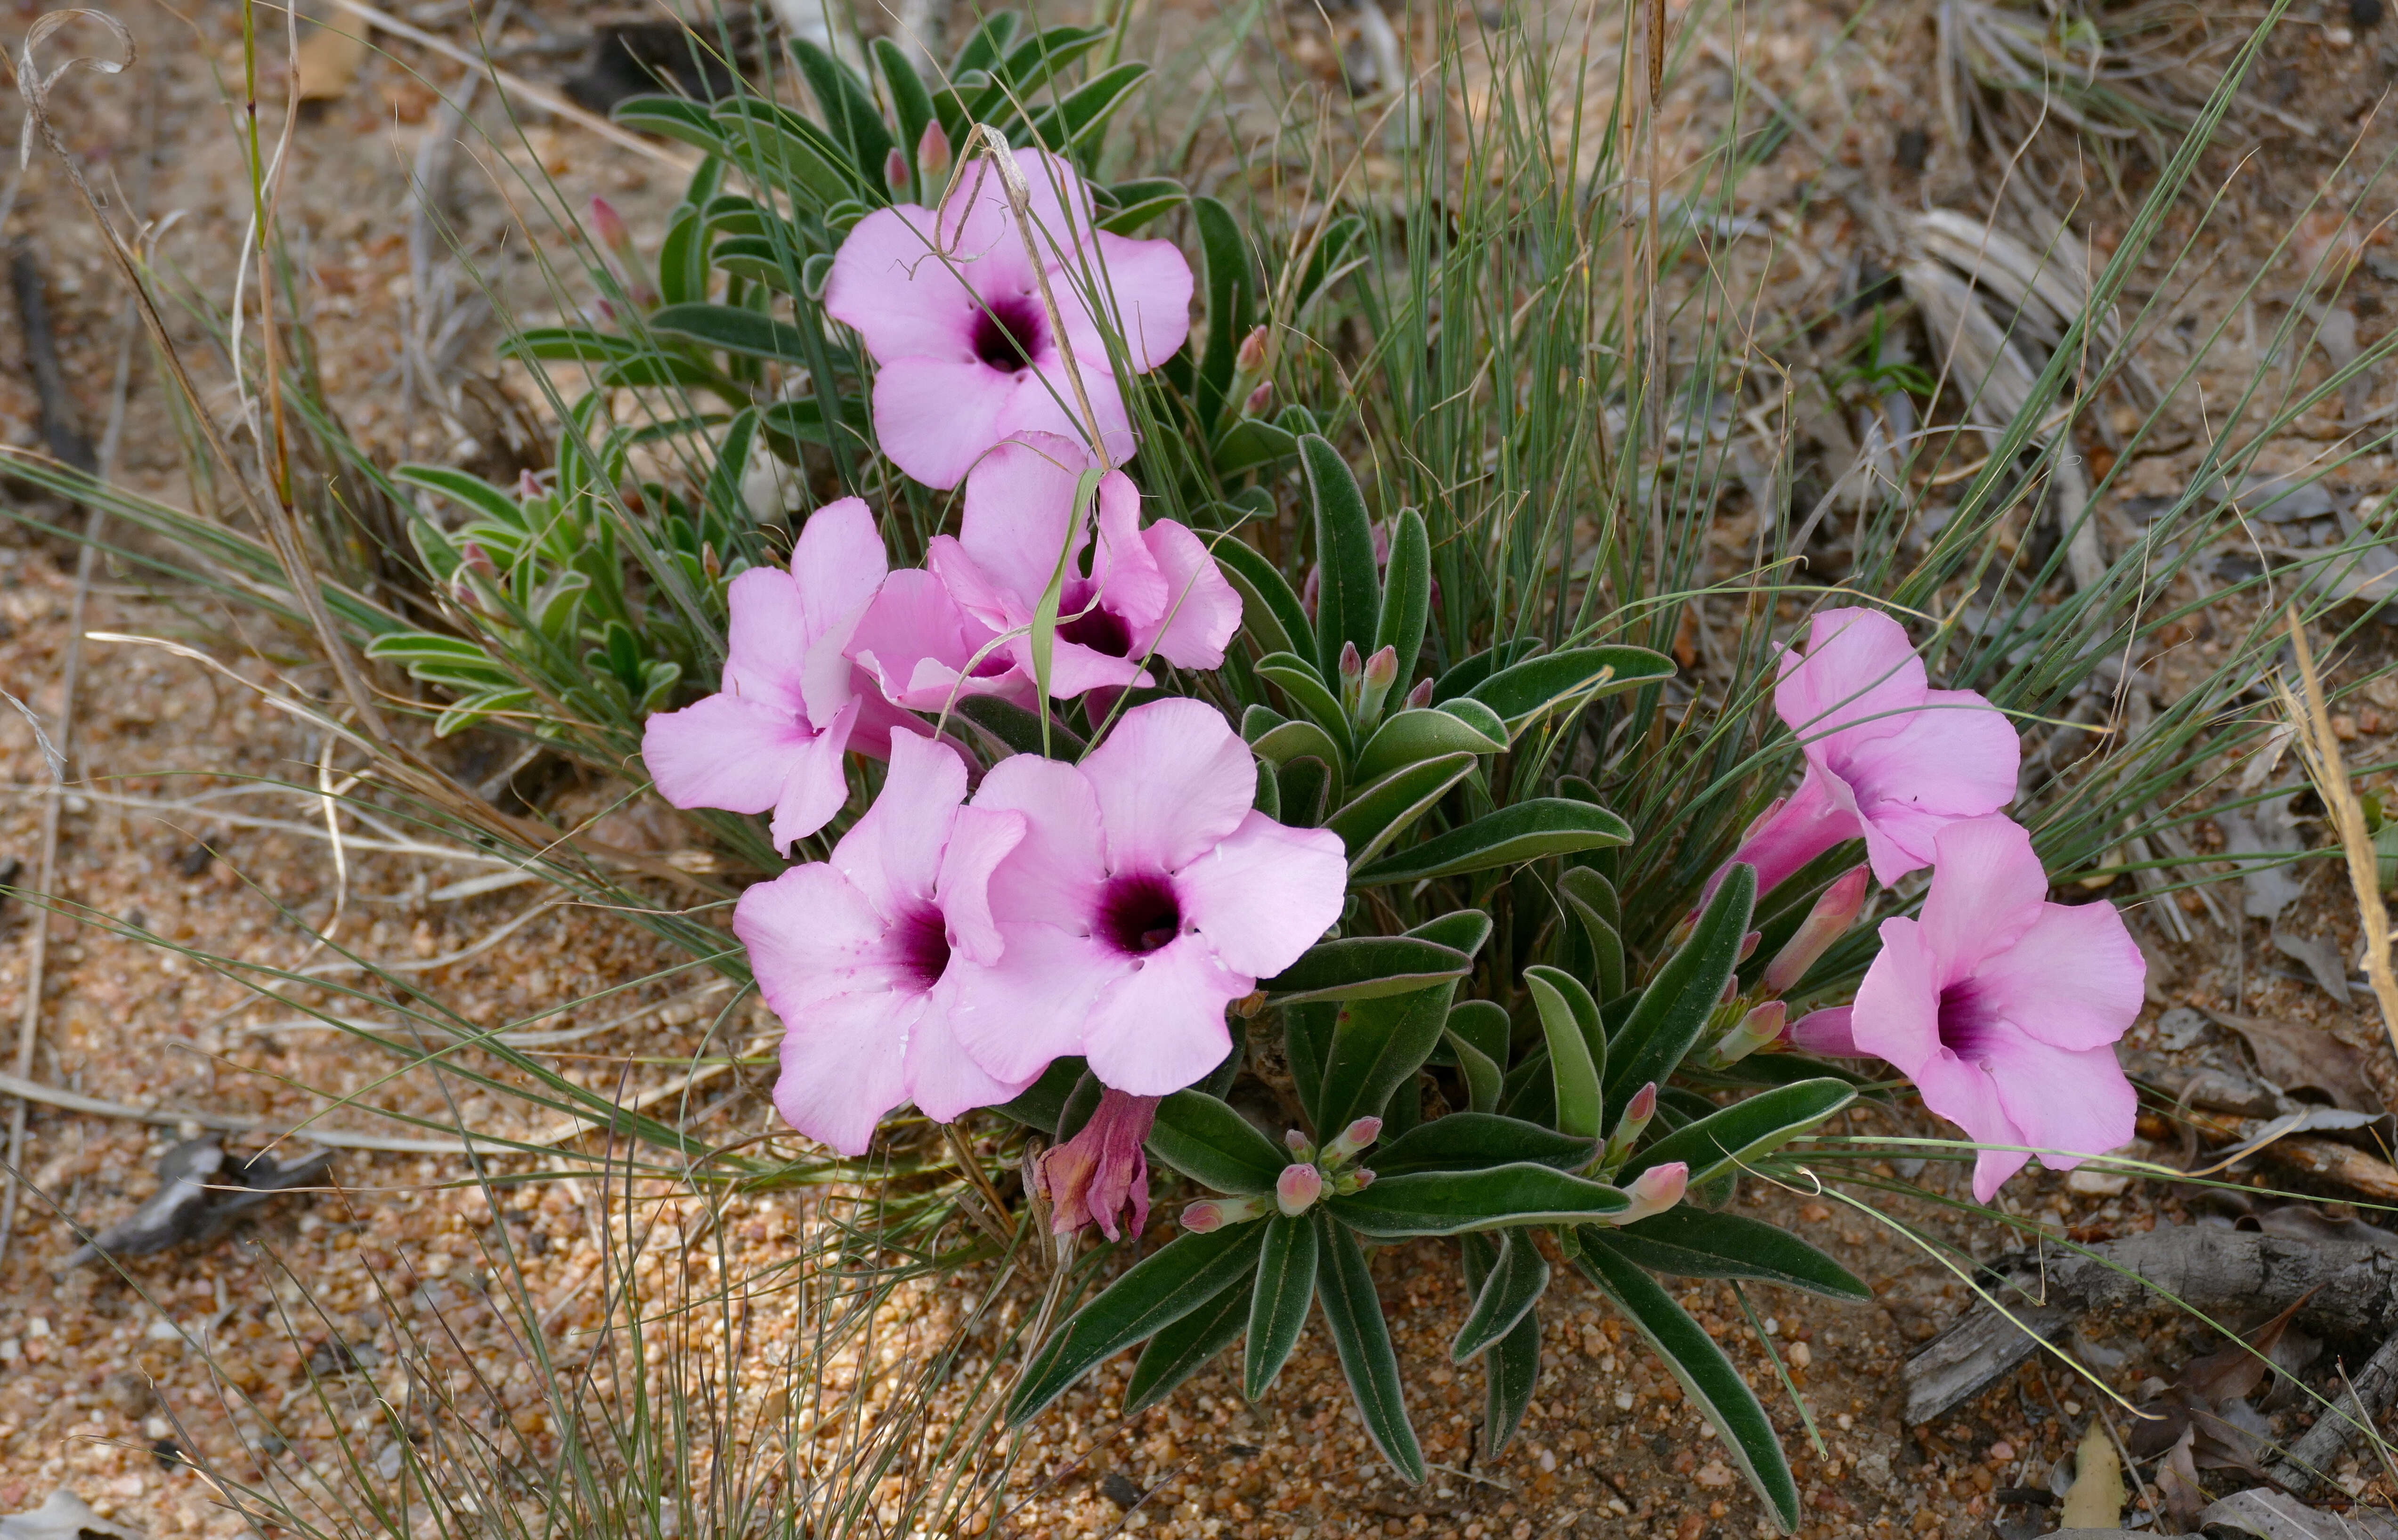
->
xmin=954 ymin=698 xmax=1347 ymax=1097
xmin=1824 ymin=815 xmax=2143 ymax=1202
xmin=823 ymin=148 xmax=1193 ymax=489
xmin=1037 ymin=1088 xmax=1160 ymax=1240
xmin=1727 ymin=608 xmax=2020 ymax=895
xmin=642 ymin=498 xmax=918 ymax=851
xmin=735 ymin=734 xmax=1032 ymax=1157
xmin=928 ymin=433 xmax=1241 ymax=697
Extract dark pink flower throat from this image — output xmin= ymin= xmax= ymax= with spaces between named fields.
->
xmin=895 ymin=907 xmax=953 ymax=991
xmin=1097 ymin=874 xmax=1182 ymax=956
xmin=971 ymin=295 xmax=1046 ymax=373
xmin=1937 ymin=977 xmax=2001 ymax=1059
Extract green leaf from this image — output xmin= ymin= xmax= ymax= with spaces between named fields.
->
xmin=1284 ymin=1003 xmax=1334 ymax=1123
xmin=432 ymin=687 xmax=532 ymax=737
xmin=1193 ymin=195 xmax=1254 ymax=430
xmin=1214 ymin=415 xmax=1301 ymax=475
xmin=1483 ymin=1302 xmax=1541 ymax=1455
xmin=1303 ymin=435 xmax=1381 ymax=685
xmin=610 ymin=95 xmax=727 ymax=155
xmin=1597 ymin=1209 xmax=1871 ymax=1299
xmin=1558 ymin=865 xmax=1626 ymax=1002
xmin=1008 ymin=1224 xmax=1270 ymax=1425
xmin=658 ymin=201 xmax=711 ymax=308
xmin=1214 ymin=538 xmax=1312 ymax=661
xmin=1253 ymin=651 xmax=1353 ymax=759
xmin=650 ymin=302 xmax=808 ymax=363
xmin=1253 ymin=758 xmax=1282 ymax=819
xmin=1147 ymin=1090 xmax=1287 ymax=1195
xmin=709 ymin=99 xmax=864 ymax=210
xmin=395 ymin=464 xmax=520 ymax=525
xmin=1325 ymin=753 xmax=1477 ymax=870
xmin=1315 ymin=965 xmax=1472 ymax=1136
xmin=951 ymin=695 xmax=1085 ymax=759
xmin=710 ymin=235 xmax=802 ymax=292
xmin=1526 ymin=965 xmax=1605 ymax=1139
xmin=496 ymin=327 xmax=648 ymax=364
xmin=365 ymin=632 xmax=512 ymax=685
xmin=1291 ymin=213 xmax=1368 ymax=314
xmin=1314 ymin=1213 xmax=1425 ymax=1482
xmin=1430 ymin=640 xmax=1542 ymax=704
xmin=788 ymin=37 xmax=893 ymax=188
xmin=1024 ymin=61 xmax=1151 ymax=152
xmin=1454 ymin=1227 xmax=1549 ymax=1363
xmin=1605 ymin=865 xmax=1755 ymax=1113
xmin=1443 ymin=999 xmax=1512 ymax=1116
xmin=1248 ymin=719 xmax=1347 ymax=808
xmin=870 ymin=37 xmax=934 ymax=184
xmin=1327 ymin=1163 xmax=1628 ymax=1238
xmin=1351 ymin=705 xmax=1508 ymax=786
xmin=1374 ymin=508 xmax=1431 ymax=689
xmin=1353 ymin=800 xmax=1632 ymax=888
xmin=1362 ymin=1108 xmax=1601 ymax=1170
xmin=1446 ymin=1029 xmax=1504 ymax=1114
xmin=1096 ymin=176 xmax=1187 ymax=235
xmin=1276 ymin=756 xmax=1333 ymax=827
xmin=1123 ymin=1273 xmax=1249 ymax=1416
xmin=1262 ymin=934 xmax=1472 ymax=1006
xmin=1245 ymin=1214 xmax=1319 ymax=1400
xmin=1468 ymin=645 xmax=1677 ymax=731
xmin=1574 ymin=1235 xmax=1799 ymax=1531
xmin=1623 ymin=1079 xmax=1857 ymax=1187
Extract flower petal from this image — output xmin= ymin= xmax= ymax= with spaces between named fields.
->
xmin=737 ymin=862 xmax=901 ymax=1016
xmin=904 ymin=985 xmax=1037 ymax=1124
xmin=643 ymin=693 xmax=810 ymax=815
xmin=1981 ymin=1027 xmax=2138 ymax=1181
xmin=1916 ymin=816 xmax=2048 ymax=974
xmin=1081 ymin=698 xmax=1259 ymax=875
xmin=769 ymin=698 xmax=860 ymax=853
xmin=1138 ymin=519 xmax=1243 ymax=670
xmin=936 ymin=805 xmax=1027 ymax=967
xmin=1907 ymin=1044 xmax=2029 ymax=1204
xmin=1085 ymin=469 xmax=1168 ymax=632
xmin=772 ymin=990 xmax=916 ymax=1157
xmin=830 ymin=730 xmax=965 ymax=921
xmin=991 ymin=366 xmax=1136 ymax=470
xmin=1787 ymin=1005 xmax=1866 ymax=1057
xmin=1083 ymin=231 xmax=1195 ymax=370
xmin=720 ymin=568 xmax=812 ymax=713
xmin=1172 ymin=811 xmax=1346 ymax=979
xmin=1846 ymin=915 xmax=1946 ymax=1073
xmin=1834 ymin=689 xmax=2021 ymax=883
xmin=870 ymin=357 xmax=1019 ymax=490
xmin=823 ymin=203 xmax=984 ymax=363
xmin=847 ymin=567 xmax=1020 ymax=710
xmin=958 ymin=432 xmax=1094 ymax=606
xmin=1723 ymin=772 xmax=1862 ymax=900
xmin=1975 ymin=899 xmax=2147 ymax=1051
xmin=1777 ymin=607 xmax=1927 ymax=748
xmin=949 ymin=922 xmax=1123 ymax=1084
xmin=973 ymin=754 xmax=1107 ymax=925
xmin=1080 ymin=937 xmax=1245 ymax=1095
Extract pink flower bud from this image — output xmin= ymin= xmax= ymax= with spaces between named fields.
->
xmin=1339 ymin=640 xmax=1363 ymax=681
xmin=917 ymin=120 xmax=951 ymax=179
xmin=1285 ymin=1127 xmax=1313 ymax=1156
xmin=1714 ymin=998 xmax=1786 ymax=1067
xmin=1406 ymin=678 xmax=1434 ymax=710
xmin=884 ymin=146 xmax=910 ymax=190
xmin=1363 ymin=645 xmax=1397 ymax=692
xmin=516 ymin=470 xmax=545 ymax=501
xmin=1324 ymin=1116 xmax=1383 ymax=1164
xmin=1244 ymin=379 xmax=1274 ymax=416
xmin=1762 ymin=865 xmax=1870 ymax=996
xmin=1235 ymin=325 xmax=1268 ymax=373
xmin=588 ymin=195 xmax=630 ymax=255
xmin=1737 ymin=929 xmax=1761 ymax=963
xmin=1276 ymin=1163 xmax=1324 ymax=1216
xmin=1602 ymin=1081 xmax=1657 ymax=1169
xmin=1612 ymin=1160 xmax=1689 ymax=1225
xmin=1352 ymin=1167 xmax=1375 ymax=1188
xmin=1181 ymin=1194 xmax=1268 ymax=1232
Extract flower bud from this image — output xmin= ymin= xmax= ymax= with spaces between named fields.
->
xmin=1235 ymin=325 xmax=1268 ymax=373
xmin=1284 ymin=1127 xmax=1314 ymax=1159
xmin=1713 ymin=999 xmax=1786 ymax=1067
xmin=884 ymin=146 xmax=911 ymax=192
xmin=1609 ymin=1161 xmax=1689 ymax=1226
xmin=1182 ymin=1194 xmax=1269 ymax=1232
xmin=449 ymin=541 xmax=499 ymax=613
xmin=917 ymin=120 xmax=951 ymax=179
xmin=1323 ymin=1116 xmax=1383 ymax=1165
xmin=1354 ymin=644 xmax=1399 ymax=732
xmin=1761 ymin=865 xmax=1870 ymax=996
xmin=1339 ymin=640 xmax=1363 ymax=682
xmin=1601 ymin=1081 xmax=1656 ymax=1170
xmin=1276 ymin=1162 xmax=1325 ymax=1216
xmin=516 ymin=470 xmax=545 ymax=502
xmin=1737 ymin=930 xmax=1761 ymax=963
xmin=589 ymin=195 xmax=632 ymax=259
xmin=1333 ymin=1166 xmax=1376 ymax=1194
xmin=1405 ymin=678 xmax=1434 ymax=710
xmin=1244 ymin=379 xmax=1274 ymax=416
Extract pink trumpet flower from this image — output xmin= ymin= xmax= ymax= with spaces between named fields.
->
xmin=927 ymin=433 xmax=1242 ymax=698
xmin=823 ymin=148 xmax=1193 ymax=489
xmin=954 ymin=698 xmax=1348 ymax=1098
xmin=1819 ymin=815 xmax=2144 ymax=1203
xmin=642 ymin=498 xmax=918 ymax=852
xmin=735 ymin=734 xmax=1034 ymax=1157
xmin=1036 ymin=1088 xmax=1161 ymax=1240
xmin=1726 ymin=608 xmax=2020 ymax=895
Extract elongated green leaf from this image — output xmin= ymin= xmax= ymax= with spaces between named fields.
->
xmin=1575 ymin=1236 xmax=1799 ymax=1531
xmin=1253 ymin=651 xmax=1354 ymax=758
xmin=1214 ymin=538 xmax=1311 ymax=661
xmin=1468 ymin=645 xmax=1676 ymax=730
xmin=1526 ymin=966 xmax=1604 ymax=1139
xmin=1454 ymin=1228 xmax=1550 ymax=1362
xmin=1010 ymin=1224 xmax=1270 ymax=1424
xmin=710 ymin=99 xmax=863 ymax=209
xmin=1372 ymin=1108 xmax=1592 ymax=1170
xmin=1623 ymin=1079 xmax=1856 ymax=1186
xmin=1605 ymin=865 xmax=1755 ymax=1111
xmin=1147 ymin=1090 xmax=1286 ymax=1195
xmin=1316 ymin=971 xmax=1469 ymax=1137
xmin=1024 ymin=61 xmax=1150 ymax=151
xmin=1447 ymin=1030 xmax=1504 ymax=1114
xmin=395 ymin=464 xmax=520 ymax=524
xmin=949 ymin=694 xmax=1086 ymax=759
xmin=1262 ymin=935 xmax=1472 ymax=1006
xmin=1277 ymin=756 xmax=1332 ymax=827
xmin=1248 ymin=721 xmax=1346 ymax=807
xmin=1314 ymin=1213 xmax=1425 ymax=1482
xmin=1353 ymin=800 xmax=1632 ymax=888
xmin=788 ymin=37 xmax=892 ymax=187
xmin=1284 ymin=1002 xmax=1334 ymax=1121
xmin=1215 ymin=415 xmax=1300 ymax=474
xmin=870 ymin=37 xmax=933 ymax=181
xmin=1445 ymin=999 xmax=1510 ymax=1065
xmin=990 ymin=1057 xmax=1086 ymax=1135
xmin=1193 ymin=195 xmax=1253 ymax=431
xmin=1303 ymin=435 xmax=1380 ymax=683
xmin=1351 ymin=705 xmax=1509 ymax=786
xmin=1245 ymin=1214 xmax=1319 ymax=1400
xmin=1597 ymin=1209 xmax=1870 ymax=1299
xmin=1325 ymin=753 xmax=1477 ymax=870
xmin=1430 ymin=640 xmax=1542 ymax=704
xmin=496 ymin=327 xmax=650 ymax=365
xmin=1291 ymin=212 xmax=1368 ymax=313
xmin=1483 ymin=1301 xmax=1541 ymax=1454
xmin=1558 ymin=865 xmax=1626 ymax=1002
xmin=1097 ymin=176 xmax=1187 ymax=235
xmin=650 ymin=302 xmax=808 ymax=363
xmin=1123 ymin=1272 xmax=1248 ymax=1415
xmin=1327 ymin=1162 xmax=1627 ymax=1237
xmin=1374 ymin=508 xmax=1431 ymax=689
xmin=610 ymin=95 xmax=728 ymax=154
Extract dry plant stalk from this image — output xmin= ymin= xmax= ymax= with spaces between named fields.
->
xmin=2274 ymin=608 xmax=2398 ymax=1065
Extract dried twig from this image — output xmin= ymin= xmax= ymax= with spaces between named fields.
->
xmin=2268 ymin=1322 xmax=2398 ymax=1496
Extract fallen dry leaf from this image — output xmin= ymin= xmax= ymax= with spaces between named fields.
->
xmin=2205 ymin=1009 xmax=2383 ymax=1112
xmin=2059 ymin=1421 xmax=2126 ymax=1530
xmin=294 ymin=19 xmax=368 ymax=102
